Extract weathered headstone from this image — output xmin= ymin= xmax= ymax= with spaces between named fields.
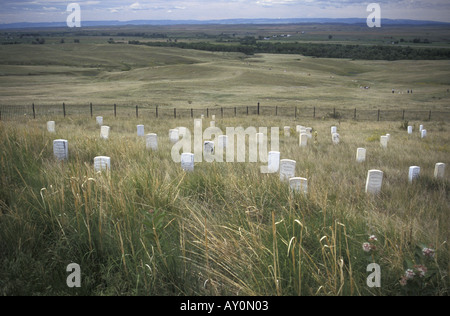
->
xmin=408 ymin=166 xmax=421 ymax=183
xmin=421 ymin=130 xmax=427 ymax=138
xmin=179 ymin=127 xmax=187 ymax=137
xmin=408 ymin=126 xmax=413 ymax=134
xmin=332 ymin=133 xmax=340 ymax=145
xmin=211 ymin=115 xmax=216 ymax=121
xmin=96 ymin=116 xmax=103 ymax=126
xmin=365 ymin=170 xmax=383 ymax=194
xmin=434 ymin=163 xmax=446 ymax=179
xmin=169 ymin=129 xmax=179 ymax=143
xmin=94 ymin=156 xmax=111 ymax=172
xmin=299 ymin=133 xmax=308 ymax=147
xmin=100 ymin=126 xmax=110 ymax=140
xmin=386 ymin=134 xmax=391 ymax=141
xmin=356 ymin=148 xmax=366 ymax=163
xmin=137 ymin=125 xmax=145 ymax=137
xmin=194 ymin=119 xmax=202 ymax=128
xmin=296 ymin=125 xmax=304 ymax=133
xmin=53 ymin=139 xmax=69 ymax=161
xmin=419 ymin=125 xmax=424 ymax=133
xmin=331 ymin=126 xmax=337 ymax=134
xmin=146 ymin=133 xmax=158 ymax=150
xmin=204 ymin=141 xmax=214 ymax=155
xmin=289 ymin=177 xmax=308 ymax=194
xmin=181 ymin=153 xmax=194 ymax=172
xmin=280 ymin=159 xmax=296 ymax=182
xmin=380 ymin=136 xmax=389 ymax=148
xmin=47 ymin=121 xmax=56 ymax=133
xmin=268 ymin=151 xmax=280 ymax=173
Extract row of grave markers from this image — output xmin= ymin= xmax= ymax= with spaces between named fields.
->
xmin=49 ymin=118 xmax=445 ymax=196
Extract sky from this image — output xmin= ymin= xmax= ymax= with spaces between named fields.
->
xmin=1 ymin=0 xmax=450 ymax=24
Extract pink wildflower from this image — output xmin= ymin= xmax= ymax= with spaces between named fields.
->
xmin=362 ymin=242 xmax=372 ymax=252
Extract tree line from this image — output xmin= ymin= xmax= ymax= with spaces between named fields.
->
xmin=128 ymin=40 xmax=450 ymax=60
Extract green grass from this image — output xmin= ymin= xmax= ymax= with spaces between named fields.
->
xmin=0 ymin=116 xmax=448 ymax=296
xmin=0 ymin=43 xmax=449 ymax=111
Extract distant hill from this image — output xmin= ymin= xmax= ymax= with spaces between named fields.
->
xmin=1 ymin=18 xmax=449 ymax=30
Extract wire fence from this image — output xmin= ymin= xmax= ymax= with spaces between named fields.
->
xmin=1 ymin=102 xmax=449 ymax=122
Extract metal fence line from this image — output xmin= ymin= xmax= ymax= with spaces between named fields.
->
xmin=0 ymin=103 xmax=448 ymax=122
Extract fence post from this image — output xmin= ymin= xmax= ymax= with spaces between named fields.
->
xmin=276 ymin=106 xmax=278 ymax=116
xmin=246 ymin=106 xmax=249 ymax=116
xmin=257 ymin=102 xmax=260 ymax=115
xmin=429 ymin=110 xmax=432 ymax=121
xmin=136 ymin=105 xmax=138 ymax=118
xmin=0 ymin=110 xmax=2 ymax=121
xmin=174 ymin=108 xmax=177 ymax=119
xmin=295 ymin=107 xmax=297 ymax=119
xmin=191 ymin=108 xmax=193 ymax=118
xmin=234 ymin=107 xmax=237 ymax=117
xmin=207 ymin=108 xmax=209 ymax=118
xmin=377 ymin=109 xmax=380 ymax=122
xmin=63 ymin=103 xmax=66 ymax=118
xmin=32 ymin=103 xmax=36 ymax=119
xmin=114 ymin=104 xmax=117 ymax=118
xmin=90 ymin=103 xmax=93 ymax=118
xmin=354 ymin=108 xmax=357 ymax=120
xmin=314 ymin=107 xmax=316 ymax=119
xmin=402 ymin=109 xmax=405 ymax=121
xmin=221 ymin=107 xmax=223 ymax=119
xmin=333 ymin=108 xmax=336 ymax=119
xmin=156 ymin=105 xmax=158 ymax=118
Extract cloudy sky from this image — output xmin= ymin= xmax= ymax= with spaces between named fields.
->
xmin=1 ymin=0 xmax=449 ymax=24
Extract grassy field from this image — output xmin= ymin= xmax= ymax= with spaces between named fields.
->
xmin=0 ymin=115 xmax=448 ymax=296
xmin=1 ymin=42 xmax=450 ymax=110
xmin=0 ymin=25 xmax=449 ymax=296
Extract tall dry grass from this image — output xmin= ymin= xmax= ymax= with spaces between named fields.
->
xmin=0 ymin=115 xmax=448 ymax=296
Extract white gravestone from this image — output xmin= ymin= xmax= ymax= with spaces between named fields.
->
xmin=331 ymin=126 xmax=337 ymax=134
xmin=194 ymin=119 xmax=202 ymax=128
xmin=169 ymin=129 xmax=179 ymax=143
xmin=280 ymin=159 xmax=296 ymax=182
xmin=419 ymin=125 xmax=424 ymax=133
xmin=299 ymin=133 xmax=308 ymax=147
xmin=268 ymin=151 xmax=280 ymax=173
xmin=356 ymin=148 xmax=366 ymax=163
xmin=137 ymin=125 xmax=145 ymax=137
xmin=408 ymin=126 xmax=413 ymax=134
xmin=289 ymin=177 xmax=308 ymax=194
xmin=181 ymin=153 xmax=195 ymax=172
xmin=386 ymin=134 xmax=391 ymax=141
xmin=94 ymin=156 xmax=111 ymax=172
xmin=434 ymin=163 xmax=446 ymax=179
xmin=408 ymin=166 xmax=421 ymax=183
xmin=284 ymin=127 xmax=291 ymax=137
xmin=365 ymin=170 xmax=383 ymax=194
xmin=96 ymin=116 xmax=103 ymax=126
xmin=210 ymin=121 xmax=216 ymax=128
xmin=53 ymin=140 xmax=69 ymax=161
xmin=421 ymin=130 xmax=427 ymax=138
xmin=146 ymin=134 xmax=158 ymax=150
xmin=380 ymin=136 xmax=389 ymax=148
xmin=296 ymin=125 xmax=304 ymax=133
xmin=47 ymin=121 xmax=56 ymax=133
xmin=203 ymin=142 xmax=214 ymax=155
xmin=100 ymin=126 xmax=110 ymax=140
xmin=332 ymin=133 xmax=340 ymax=145
xmin=211 ymin=115 xmax=216 ymax=121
